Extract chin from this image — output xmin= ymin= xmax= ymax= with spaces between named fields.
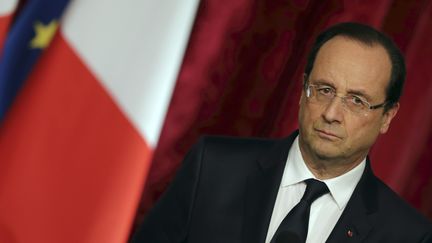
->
xmin=310 ymin=141 xmax=344 ymax=160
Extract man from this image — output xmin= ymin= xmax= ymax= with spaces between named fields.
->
xmin=132 ymin=22 xmax=432 ymax=242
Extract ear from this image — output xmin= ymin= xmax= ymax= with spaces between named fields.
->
xmin=379 ymin=102 xmax=399 ymax=134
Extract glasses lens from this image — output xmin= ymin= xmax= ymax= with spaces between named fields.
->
xmin=345 ymin=95 xmax=368 ymax=113
xmin=308 ymin=85 xmax=333 ymax=104
xmin=307 ymin=85 xmax=370 ymax=115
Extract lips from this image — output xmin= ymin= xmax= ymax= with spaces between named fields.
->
xmin=315 ymin=128 xmax=341 ymax=140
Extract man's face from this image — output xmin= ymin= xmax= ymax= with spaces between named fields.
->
xmin=298 ymin=36 xmax=399 ymax=163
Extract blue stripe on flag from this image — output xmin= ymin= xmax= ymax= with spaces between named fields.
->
xmin=0 ymin=0 xmax=70 ymax=122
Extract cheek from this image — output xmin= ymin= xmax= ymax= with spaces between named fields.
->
xmin=345 ymin=116 xmax=381 ymax=146
xmin=299 ymin=100 xmax=320 ymax=121
xmin=299 ymin=103 xmax=315 ymax=131
xmin=304 ymin=106 xmax=326 ymax=133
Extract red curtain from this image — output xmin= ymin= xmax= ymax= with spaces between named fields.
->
xmin=135 ymin=0 xmax=432 ymax=228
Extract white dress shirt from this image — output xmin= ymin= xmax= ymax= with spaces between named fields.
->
xmin=265 ymin=136 xmax=366 ymax=243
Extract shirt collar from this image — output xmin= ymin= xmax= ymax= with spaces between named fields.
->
xmin=281 ymin=135 xmax=366 ymax=210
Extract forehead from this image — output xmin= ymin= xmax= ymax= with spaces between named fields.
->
xmin=310 ymin=36 xmax=391 ymax=99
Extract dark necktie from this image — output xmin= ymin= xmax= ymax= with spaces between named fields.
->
xmin=270 ymin=179 xmax=330 ymax=243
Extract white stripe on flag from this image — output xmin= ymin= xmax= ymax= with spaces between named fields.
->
xmin=61 ymin=0 xmax=200 ymax=147
xmin=0 ymin=0 xmax=18 ymax=16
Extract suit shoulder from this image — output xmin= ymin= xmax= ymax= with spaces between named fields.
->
xmin=190 ymin=135 xmax=289 ymax=171
xmin=198 ymin=135 xmax=278 ymax=153
xmin=199 ymin=134 xmax=277 ymax=144
xmin=373 ymin=178 xmax=432 ymax=229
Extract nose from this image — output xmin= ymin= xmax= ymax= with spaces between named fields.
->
xmin=322 ymin=97 xmax=344 ymax=124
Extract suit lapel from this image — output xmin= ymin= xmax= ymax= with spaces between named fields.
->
xmin=242 ymin=132 xmax=297 ymax=243
xmin=326 ymin=159 xmax=378 ymax=243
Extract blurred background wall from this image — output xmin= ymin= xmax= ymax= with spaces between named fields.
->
xmin=135 ymin=0 xmax=432 ymax=232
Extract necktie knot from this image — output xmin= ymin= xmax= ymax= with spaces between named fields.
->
xmin=270 ymin=179 xmax=329 ymax=243
xmin=302 ymin=179 xmax=329 ymax=203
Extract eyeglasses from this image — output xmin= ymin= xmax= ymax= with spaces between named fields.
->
xmin=305 ymin=83 xmax=386 ymax=114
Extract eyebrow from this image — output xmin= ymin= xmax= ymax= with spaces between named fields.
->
xmin=310 ymin=79 xmax=373 ymax=101
xmin=311 ymin=80 xmax=336 ymax=89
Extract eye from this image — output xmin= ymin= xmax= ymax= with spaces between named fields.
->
xmin=317 ymin=86 xmax=334 ymax=96
xmin=350 ymin=95 xmax=366 ymax=106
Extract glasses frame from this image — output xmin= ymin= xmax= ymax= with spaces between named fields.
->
xmin=304 ymin=83 xmax=387 ymax=112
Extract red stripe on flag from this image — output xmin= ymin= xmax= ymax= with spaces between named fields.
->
xmin=0 ymin=15 xmax=13 ymax=49
xmin=0 ymin=33 xmax=151 ymax=243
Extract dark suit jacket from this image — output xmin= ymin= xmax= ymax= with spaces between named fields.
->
xmin=132 ymin=132 xmax=432 ymax=243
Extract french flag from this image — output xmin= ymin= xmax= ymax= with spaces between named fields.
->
xmin=0 ymin=0 xmax=199 ymax=242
